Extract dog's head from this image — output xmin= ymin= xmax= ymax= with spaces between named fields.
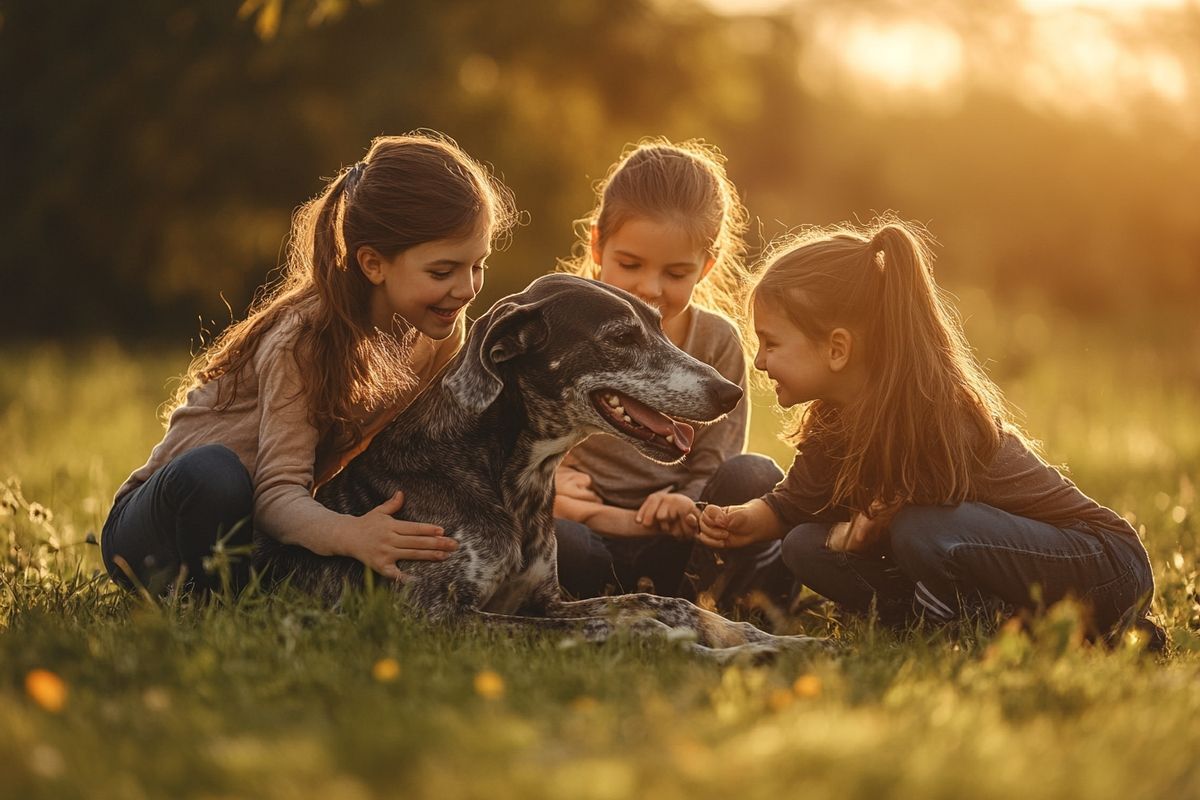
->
xmin=444 ymin=273 xmax=742 ymax=463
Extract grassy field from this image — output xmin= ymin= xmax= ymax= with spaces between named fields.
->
xmin=2 ymin=303 xmax=1199 ymax=799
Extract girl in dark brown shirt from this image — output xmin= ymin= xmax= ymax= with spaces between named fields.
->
xmin=697 ymin=218 xmax=1157 ymax=642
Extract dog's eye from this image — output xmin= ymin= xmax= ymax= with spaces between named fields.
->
xmin=606 ymin=328 xmax=639 ymax=346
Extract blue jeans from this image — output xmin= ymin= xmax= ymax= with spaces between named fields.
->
xmin=101 ymin=444 xmax=255 ymax=595
xmin=781 ymin=502 xmax=1155 ymax=635
xmin=555 ymin=453 xmax=793 ymax=609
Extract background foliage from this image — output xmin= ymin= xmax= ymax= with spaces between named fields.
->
xmin=3 ymin=0 xmax=1199 ymax=339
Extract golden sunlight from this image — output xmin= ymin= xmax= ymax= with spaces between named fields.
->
xmin=1019 ymin=0 xmax=1185 ymax=13
xmin=704 ymin=0 xmax=1198 ymax=119
xmin=703 ymin=0 xmax=1187 ymax=14
xmin=812 ymin=16 xmax=963 ymax=94
xmin=1021 ymin=13 xmax=1190 ymax=111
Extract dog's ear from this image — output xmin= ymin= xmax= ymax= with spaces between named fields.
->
xmin=444 ymin=299 xmax=550 ymax=414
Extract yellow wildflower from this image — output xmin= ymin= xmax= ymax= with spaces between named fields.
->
xmin=25 ymin=669 xmax=67 ymax=712
xmin=372 ymin=658 xmax=401 ymax=683
xmin=474 ymin=669 xmax=505 ymax=700
xmin=792 ymin=674 xmax=822 ymax=698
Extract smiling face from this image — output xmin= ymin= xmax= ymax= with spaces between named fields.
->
xmin=360 ymin=219 xmax=492 ymax=339
xmin=752 ymin=296 xmax=838 ymax=408
xmin=592 ymin=217 xmax=714 ymax=342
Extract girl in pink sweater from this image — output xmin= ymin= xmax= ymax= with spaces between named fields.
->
xmin=103 ymin=133 xmax=517 ymax=595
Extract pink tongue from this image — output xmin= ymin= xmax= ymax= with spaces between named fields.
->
xmin=618 ymin=394 xmax=695 ymax=453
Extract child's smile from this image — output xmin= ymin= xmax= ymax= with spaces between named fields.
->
xmin=366 ymin=221 xmax=491 ymax=340
xmin=752 ymin=298 xmax=837 ymax=408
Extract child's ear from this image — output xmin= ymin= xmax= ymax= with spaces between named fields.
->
xmin=357 ymin=246 xmax=385 ymax=285
xmin=589 ymin=225 xmax=602 ymax=266
xmin=699 ymin=255 xmax=717 ymax=280
xmin=827 ymin=327 xmax=854 ymax=373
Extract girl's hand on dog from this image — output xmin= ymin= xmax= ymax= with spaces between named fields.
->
xmin=636 ymin=490 xmax=700 ymax=540
xmin=343 ymin=491 xmax=458 ymax=581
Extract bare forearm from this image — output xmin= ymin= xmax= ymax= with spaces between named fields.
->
xmin=256 ymin=495 xmax=351 ymax=557
xmin=737 ymin=498 xmax=787 ymax=541
xmin=555 ymin=496 xmax=655 ymax=538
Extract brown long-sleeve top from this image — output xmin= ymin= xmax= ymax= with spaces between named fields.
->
xmin=565 ymin=305 xmax=750 ymax=509
xmin=762 ymin=428 xmax=1139 ymax=539
xmin=113 ymin=311 xmax=463 ymax=545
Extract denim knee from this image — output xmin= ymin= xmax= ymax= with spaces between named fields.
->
xmin=889 ymin=506 xmax=961 ymax=582
xmin=165 ymin=444 xmax=253 ymax=515
xmin=780 ymin=522 xmax=830 ymax=581
xmin=554 ymin=518 xmax=613 ymax=598
xmin=701 ymin=454 xmax=784 ymax=507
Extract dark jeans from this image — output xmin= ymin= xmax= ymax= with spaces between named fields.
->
xmin=781 ymin=502 xmax=1155 ymax=635
xmin=101 ymin=444 xmax=255 ymax=595
xmin=555 ymin=453 xmax=792 ymax=609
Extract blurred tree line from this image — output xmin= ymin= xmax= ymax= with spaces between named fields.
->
xmin=2 ymin=0 xmax=1197 ymax=340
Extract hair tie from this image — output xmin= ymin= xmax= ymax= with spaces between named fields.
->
xmin=870 ymin=229 xmax=888 ymax=272
xmin=344 ymin=161 xmax=367 ymax=195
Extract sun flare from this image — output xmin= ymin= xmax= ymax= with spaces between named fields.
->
xmin=705 ymin=0 xmax=1196 ymax=114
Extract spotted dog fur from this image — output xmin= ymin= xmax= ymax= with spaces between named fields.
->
xmin=255 ymin=274 xmax=824 ymax=660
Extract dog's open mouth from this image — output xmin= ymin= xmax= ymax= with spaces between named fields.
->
xmin=591 ymin=390 xmax=695 ymax=455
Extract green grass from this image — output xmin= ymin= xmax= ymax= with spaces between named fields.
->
xmin=2 ymin=306 xmax=1199 ymax=799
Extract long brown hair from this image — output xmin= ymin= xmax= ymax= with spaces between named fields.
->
xmin=753 ymin=217 xmax=1020 ymax=512
xmin=169 ymin=132 xmax=517 ymax=454
xmin=560 ymin=138 xmax=751 ymax=322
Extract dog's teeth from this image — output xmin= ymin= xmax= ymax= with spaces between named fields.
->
xmin=623 ymin=415 xmax=632 ymax=423
xmin=666 ymin=434 xmax=674 ymax=444
xmin=615 ymin=405 xmax=625 ymax=415
xmin=606 ymin=395 xmax=620 ymax=407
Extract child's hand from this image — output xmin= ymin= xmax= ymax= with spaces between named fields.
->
xmin=636 ymin=490 xmax=700 ymax=541
xmin=342 ymin=491 xmax=458 ymax=581
xmin=697 ymin=502 xmax=769 ymax=549
xmin=555 ymin=466 xmax=600 ymax=503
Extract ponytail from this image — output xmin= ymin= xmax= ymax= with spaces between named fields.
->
xmin=312 ymin=169 xmax=352 ymax=278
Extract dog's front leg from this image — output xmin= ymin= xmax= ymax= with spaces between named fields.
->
xmin=545 ymin=593 xmax=827 ymax=652
xmin=468 ymin=608 xmax=673 ymax=643
xmin=544 ymin=593 xmax=753 ymax=648
xmin=467 ymin=575 xmax=675 ymax=644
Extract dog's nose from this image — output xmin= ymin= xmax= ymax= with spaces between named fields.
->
xmin=712 ymin=379 xmax=743 ymax=413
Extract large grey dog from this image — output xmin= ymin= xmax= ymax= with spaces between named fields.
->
xmin=256 ymin=273 xmax=822 ymax=658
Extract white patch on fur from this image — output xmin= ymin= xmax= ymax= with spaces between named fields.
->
xmin=663 ymin=362 xmax=710 ymax=397
xmin=455 ymin=548 xmax=488 ymax=583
